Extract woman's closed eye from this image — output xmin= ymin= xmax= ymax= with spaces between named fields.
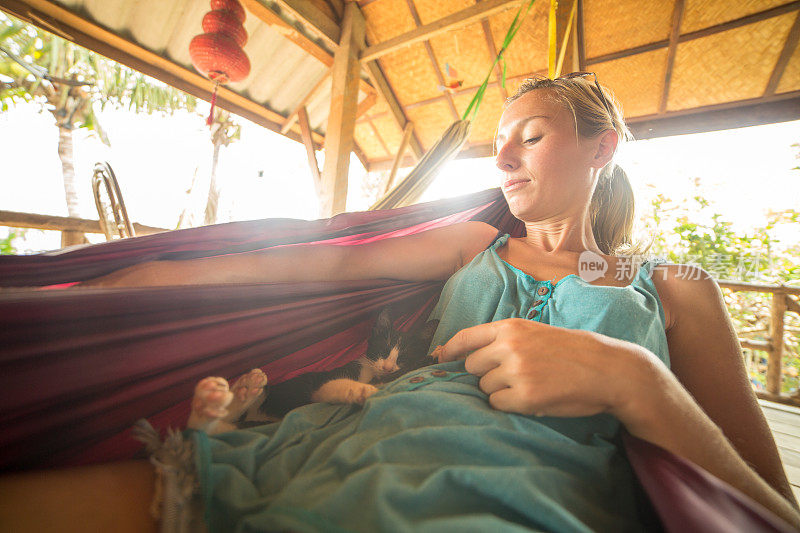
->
xmin=523 ymin=136 xmax=541 ymax=144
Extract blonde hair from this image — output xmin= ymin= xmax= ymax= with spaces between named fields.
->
xmin=505 ymin=75 xmax=636 ymax=255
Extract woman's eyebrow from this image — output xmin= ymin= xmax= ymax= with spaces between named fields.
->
xmin=495 ymin=115 xmax=550 ymax=148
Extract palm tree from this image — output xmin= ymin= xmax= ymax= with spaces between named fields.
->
xmin=0 ymin=13 xmax=197 ymax=245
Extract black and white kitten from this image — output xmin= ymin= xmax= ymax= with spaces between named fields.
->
xmin=188 ymin=309 xmax=439 ymax=434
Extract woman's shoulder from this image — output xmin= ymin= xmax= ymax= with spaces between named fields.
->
xmin=454 ymin=222 xmax=503 ymax=267
xmin=647 ymin=262 xmax=719 ymax=331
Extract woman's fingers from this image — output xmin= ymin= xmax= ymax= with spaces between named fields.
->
xmin=437 ymin=322 xmax=500 ymax=363
xmin=478 ymin=366 xmax=511 ymax=394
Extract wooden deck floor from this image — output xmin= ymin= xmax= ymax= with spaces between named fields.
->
xmin=760 ymin=399 xmax=800 ymax=503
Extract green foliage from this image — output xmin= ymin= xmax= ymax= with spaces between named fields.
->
xmin=0 ymin=229 xmax=25 ymax=254
xmin=0 ymin=12 xmax=198 ymax=132
xmin=641 ymin=178 xmax=800 ymax=394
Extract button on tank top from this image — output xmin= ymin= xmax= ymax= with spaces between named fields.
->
xmin=429 ymin=233 xmax=670 ymax=369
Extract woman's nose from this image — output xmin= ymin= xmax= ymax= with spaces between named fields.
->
xmin=495 ymin=143 xmax=519 ymax=172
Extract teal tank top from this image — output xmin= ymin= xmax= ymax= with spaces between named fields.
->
xmin=193 ymin=233 xmax=670 ymax=532
xmin=429 ymin=233 xmax=670 ymax=369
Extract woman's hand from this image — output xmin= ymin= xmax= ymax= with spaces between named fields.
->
xmin=434 ymin=318 xmax=664 ymax=422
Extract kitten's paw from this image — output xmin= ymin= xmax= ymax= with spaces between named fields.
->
xmin=350 ymin=383 xmax=378 ymax=405
xmin=188 ymin=377 xmax=234 ymax=431
xmin=232 ymin=368 xmax=268 ymax=402
xmin=312 ymin=379 xmax=379 ymax=405
xmin=225 ymin=369 xmax=268 ymax=421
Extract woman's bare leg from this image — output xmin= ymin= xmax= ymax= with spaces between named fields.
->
xmin=0 ymin=460 xmax=157 ymax=533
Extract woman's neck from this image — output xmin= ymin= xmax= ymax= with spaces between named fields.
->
xmin=521 ymin=208 xmax=603 ymax=255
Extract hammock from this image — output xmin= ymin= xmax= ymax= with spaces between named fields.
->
xmin=0 ymin=188 xmax=792 ymax=532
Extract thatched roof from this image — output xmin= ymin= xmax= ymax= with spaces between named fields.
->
xmin=3 ymin=0 xmax=799 ymax=173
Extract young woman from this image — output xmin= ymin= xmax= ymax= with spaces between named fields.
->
xmin=3 ymin=74 xmax=798 ymax=532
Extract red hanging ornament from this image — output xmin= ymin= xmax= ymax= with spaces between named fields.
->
xmin=189 ymin=0 xmax=251 ymax=126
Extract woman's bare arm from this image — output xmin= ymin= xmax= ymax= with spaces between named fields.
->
xmin=81 ymin=221 xmax=499 ymax=287
xmin=623 ymin=264 xmax=800 ymax=527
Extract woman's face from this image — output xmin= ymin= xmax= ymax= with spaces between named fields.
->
xmin=494 ymin=90 xmax=602 ymax=222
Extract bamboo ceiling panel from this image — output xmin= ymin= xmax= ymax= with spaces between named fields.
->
xmin=363 ymin=0 xmax=417 ymax=43
xmin=453 ymin=89 xmax=505 ymax=145
xmin=583 ymin=0 xmax=674 ymax=59
xmin=488 ymin=1 xmax=550 ymax=80
xmin=667 ymin=13 xmax=796 ymax=110
xmin=412 ymin=0 xmax=467 ymax=25
xmin=428 ymin=22 xmax=494 ymax=90
xmin=354 ymin=120 xmax=390 ymax=159
xmin=362 ymin=97 xmax=391 ymax=120
xmin=369 ymin=113 xmax=407 ymax=154
xmin=379 ymin=43 xmax=443 ymax=105
xmin=592 ymin=48 xmax=669 ymax=118
xmin=405 ymin=100 xmax=456 ymax=148
xmin=776 ymin=38 xmax=800 ymax=93
xmin=681 ymin=0 xmax=790 ymax=33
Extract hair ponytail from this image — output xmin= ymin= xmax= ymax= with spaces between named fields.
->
xmin=590 ymin=164 xmax=635 ymax=255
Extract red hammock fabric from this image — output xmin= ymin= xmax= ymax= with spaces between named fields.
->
xmin=0 ymin=188 xmax=792 ymax=532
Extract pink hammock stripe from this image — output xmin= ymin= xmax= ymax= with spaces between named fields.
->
xmin=0 ymin=188 xmax=791 ymax=532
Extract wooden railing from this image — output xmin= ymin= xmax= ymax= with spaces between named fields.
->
xmin=719 ymin=280 xmax=800 ymax=406
xmin=0 ymin=210 xmax=168 ymax=245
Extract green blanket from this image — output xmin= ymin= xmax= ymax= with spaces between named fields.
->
xmin=192 ymin=361 xmax=655 ymax=532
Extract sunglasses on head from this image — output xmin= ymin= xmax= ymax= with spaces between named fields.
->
xmin=557 ymin=71 xmax=613 ymax=117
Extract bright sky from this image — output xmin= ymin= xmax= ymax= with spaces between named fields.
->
xmin=0 ymin=101 xmax=798 ymax=253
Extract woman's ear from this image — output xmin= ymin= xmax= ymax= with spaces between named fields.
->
xmin=591 ymin=130 xmax=618 ymax=168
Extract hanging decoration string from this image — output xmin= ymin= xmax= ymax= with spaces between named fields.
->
xmin=207 ymin=82 xmax=219 ymax=126
xmin=461 ymin=0 xmax=537 ymax=123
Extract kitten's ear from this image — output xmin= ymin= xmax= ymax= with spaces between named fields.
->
xmin=375 ymin=308 xmax=393 ymax=331
xmin=420 ymin=319 xmax=439 ymax=341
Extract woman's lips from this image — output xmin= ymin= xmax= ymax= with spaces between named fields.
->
xmin=502 ymin=179 xmax=529 ymax=192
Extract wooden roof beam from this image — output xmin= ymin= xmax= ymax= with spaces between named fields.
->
xmin=356 ymin=90 xmax=378 ymax=118
xmin=243 ymin=0 xmax=375 ymax=95
xmin=241 ymin=0 xmax=334 ymax=67
xmin=764 ymin=11 xmax=800 ymax=96
xmin=297 ymin=106 xmax=323 ymax=192
xmin=281 ymin=72 xmax=330 ymax=134
xmin=271 ymin=0 xmax=341 ymax=51
xmin=629 ymin=92 xmax=800 ymax=139
xmin=360 ymin=0 xmax=519 ymax=63
xmin=659 ymin=0 xmax=685 ymax=113
xmin=324 ymin=0 xmax=344 ymax=21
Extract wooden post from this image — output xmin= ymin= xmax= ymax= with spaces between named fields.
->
xmin=767 ymin=292 xmax=787 ymax=395
xmin=385 ymin=122 xmax=415 ymax=196
xmin=555 ymin=0 xmax=579 ymax=76
xmin=297 ymin=106 xmax=324 ymax=213
xmin=320 ymin=2 xmax=365 ymax=217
